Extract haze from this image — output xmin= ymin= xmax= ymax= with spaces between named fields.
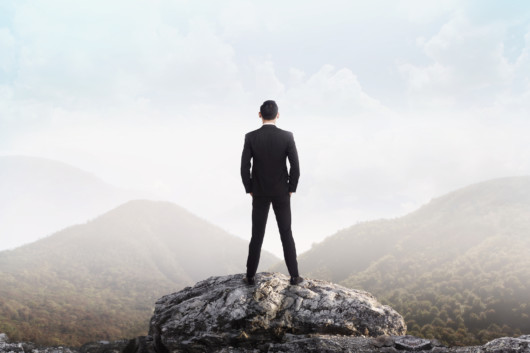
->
xmin=1 ymin=0 xmax=530 ymax=257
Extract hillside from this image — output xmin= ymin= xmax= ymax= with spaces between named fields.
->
xmin=0 ymin=200 xmax=278 ymax=346
xmin=271 ymin=176 xmax=530 ymax=345
xmin=0 ymin=155 xmax=145 ymax=251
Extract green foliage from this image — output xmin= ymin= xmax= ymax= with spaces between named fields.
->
xmin=0 ymin=235 xmax=179 ymax=346
xmin=349 ymin=244 xmax=530 ymax=346
xmin=0 ymin=200 xmax=279 ymax=346
xmin=295 ymin=177 xmax=530 ymax=346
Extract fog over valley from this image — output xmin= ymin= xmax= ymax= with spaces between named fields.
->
xmin=2 ymin=1 xmax=530 ymax=256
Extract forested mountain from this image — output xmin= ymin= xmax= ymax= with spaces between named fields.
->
xmin=0 ymin=200 xmax=278 ymax=346
xmin=0 ymin=155 xmax=145 ymax=251
xmin=271 ymin=176 xmax=530 ymax=346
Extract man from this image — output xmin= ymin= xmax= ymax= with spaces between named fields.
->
xmin=240 ymin=100 xmax=303 ymax=286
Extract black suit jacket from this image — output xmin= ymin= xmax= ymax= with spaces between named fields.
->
xmin=241 ymin=124 xmax=300 ymax=196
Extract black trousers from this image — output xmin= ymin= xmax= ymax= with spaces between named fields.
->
xmin=246 ymin=193 xmax=299 ymax=278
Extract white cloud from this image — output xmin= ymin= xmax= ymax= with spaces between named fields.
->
xmin=252 ymin=59 xmax=285 ymax=99
xmin=394 ymin=0 xmax=461 ymax=24
xmin=248 ymin=61 xmax=389 ymax=120
xmin=0 ymin=27 xmax=16 ymax=74
xmin=399 ymin=13 xmax=519 ymax=109
xmin=285 ymin=64 xmax=386 ymax=117
xmin=3 ymin=0 xmax=246 ymax=123
xmin=513 ymin=30 xmax=530 ymax=97
xmin=218 ymin=0 xmax=259 ymax=38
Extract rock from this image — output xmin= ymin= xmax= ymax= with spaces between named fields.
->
xmin=149 ymin=272 xmax=406 ymax=352
xmin=481 ymin=335 xmax=530 ymax=353
xmin=207 ymin=334 xmax=452 ymax=353
xmin=0 ymin=339 xmax=75 ymax=353
xmin=121 ymin=337 xmax=158 ymax=353
xmin=79 ymin=339 xmax=129 ymax=353
xmin=372 ymin=335 xmax=396 ymax=348
xmin=0 ymin=336 xmax=129 ymax=353
xmin=393 ymin=335 xmax=433 ymax=351
xmin=262 ymin=334 xmax=374 ymax=353
xmin=0 ymin=333 xmax=24 ymax=353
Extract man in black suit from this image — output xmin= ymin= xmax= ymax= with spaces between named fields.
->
xmin=240 ymin=100 xmax=303 ymax=286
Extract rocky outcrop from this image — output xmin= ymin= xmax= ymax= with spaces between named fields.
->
xmin=0 ymin=334 xmax=128 ymax=353
xmin=79 ymin=340 xmax=130 ymax=353
xmin=148 ymin=272 xmax=406 ymax=352
xmin=481 ymin=335 xmax=530 ymax=353
xmin=256 ymin=334 xmax=530 ymax=353
xmin=2 ymin=273 xmax=530 ymax=353
xmin=0 ymin=333 xmax=78 ymax=353
xmin=0 ymin=334 xmax=23 ymax=353
xmin=5 ymin=333 xmax=530 ymax=353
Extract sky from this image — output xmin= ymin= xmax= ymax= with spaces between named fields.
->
xmin=1 ymin=0 xmax=530 ymax=257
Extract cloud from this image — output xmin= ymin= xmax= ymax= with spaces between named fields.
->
xmin=247 ymin=61 xmax=390 ymax=120
xmin=394 ymin=0 xmax=461 ymax=24
xmin=284 ymin=64 xmax=387 ymax=117
xmin=0 ymin=27 xmax=16 ymax=75
xmin=2 ymin=0 xmax=246 ymax=126
xmin=252 ymin=60 xmax=285 ymax=99
xmin=218 ymin=0 xmax=259 ymax=38
xmin=399 ymin=13 xmax=519 ymax=109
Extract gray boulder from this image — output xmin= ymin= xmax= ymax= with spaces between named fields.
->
xmin=0 ymin=336 xmax=76 ymax=353
xmin=0 ymin=334 xmax=126 ymax=353
xmin=148 ymin=272 xmax=406 ymax=352
xmin=0 ymin=334 xmax=24 ymax=353
xmin=481 ymin=335 xmax=530 ymax=353
xmin=78 ymin=340 xmax=130 ymax=353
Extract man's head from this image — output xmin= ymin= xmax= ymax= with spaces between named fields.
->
xmin=259 ymin=100 xmax=279 ymax=121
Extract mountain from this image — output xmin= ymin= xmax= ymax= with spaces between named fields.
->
xmin=270 ymin=176 xmax=530 ymax=346
xmin=0 ymin=200 xmax=279 ymax=346
xmin=0 ymin=155 xmax=146 ymax=251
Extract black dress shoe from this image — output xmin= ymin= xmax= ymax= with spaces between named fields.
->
xmin=244 ymin=276 xmax=255 ymax=285
xmin=290 ymin=276 xmax=303 ymax=285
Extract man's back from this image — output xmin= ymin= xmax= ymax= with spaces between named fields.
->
xmin=240 ymin=125 xmax=300 ymax=197
xmin=241 ymin=100 xmax=302 ymax=285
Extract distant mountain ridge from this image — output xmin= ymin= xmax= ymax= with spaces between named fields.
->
xmin=0 ymin=155 xmax=145 ymax=251
xmin=271 ymin=176 xmax=530 ymax=345
xmin=0 ymin=199 xmax=279 ymax=346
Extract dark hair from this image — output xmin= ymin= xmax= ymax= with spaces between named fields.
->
xmin=260 ymin=100 xmax=278 ymax=120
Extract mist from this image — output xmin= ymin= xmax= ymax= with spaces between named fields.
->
xmin=2 ymin=1 xmax=530 ymax=257
xmin=1 ymin=0 xmax=530 ymax=348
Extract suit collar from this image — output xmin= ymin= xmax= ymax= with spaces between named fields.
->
xmin=261 ymin=124 xmax=277 ymax=128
